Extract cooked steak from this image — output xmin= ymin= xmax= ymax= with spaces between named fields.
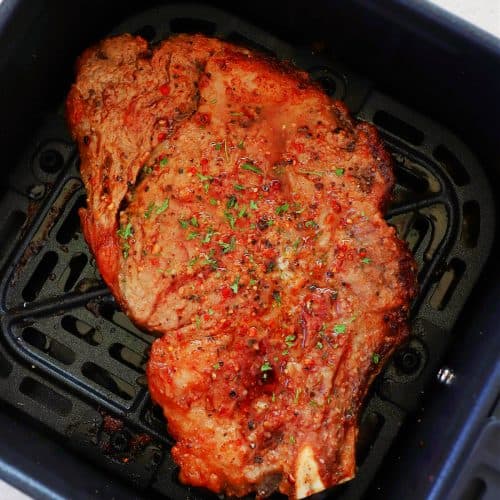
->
xmin=67 ymin=33 xmax=417 ymax=499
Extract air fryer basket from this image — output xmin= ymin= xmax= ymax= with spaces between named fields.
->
xmin=0 ymin=4 xmax=494 ymax=499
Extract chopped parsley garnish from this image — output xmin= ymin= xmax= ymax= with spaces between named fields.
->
xmin=273 ymin=291 xmax=282 ymax=305
xmin=289 ymin=435 xmax=296 ymax=444
xmin=275 ymin=203 xmax=289 ymax=216
xmin=197 ymin=173 xmax=213 ymax=182
xmin=142 ymin=166 xmax=153 ymax=175
xmin=241 ymin=163 xmax=263 ymax=175
xmin=361 ymin=257 xmax=372 ymax=264
xmin=160 ymin=157 xmax=169 ymax=167
xmin=144 ymin=203 xmax=154 ymax=219
xmin=155 ymin=198 xmax=170 ymax=214
xmin=229 ymin=275 xmax=240 ymax=294
xmin=213 ymin=362 xmax=221 ymax=370
xmin=209 ymin=97 xmax=217 ymax=104
xmin=260 ymin=361 xmax=272 ymax=372
xmin=249 ymin=278 xmax=258 ymax=286
xmin=195 ymin=315 xmax=202 ymax=329
xmin=207 ymin=308 xmax=214 ymax=315
xmin=372 ymin=353 xmax=380 ymax=364
xmin=209 ymin=198 xmax=218 ymax=206
xmin=224 ymin=211 xmax=236 ymax=229
xmin=238 ymin=206 xmax=247 ymax=218
xmin=237 ymin=140 xmax=245 ymax=149
xmin=333 ymin=324 xmax=346 ymax=335
xmin=179 ymin=219 xmax=189 ymax=229
xmin=214 ymin=142 xmax=223 ymax=151
xmin=234 ymin=184 xmax=245 ymax=191
xmin=117 ymin=223 xmax=133 ymax=240
xmin=305 ymin=220 xmax=319 ymax=229
xmin=201 ymin=249 xmax=218 ymax=270
xmin=187 ymin=231 xmax=199 ymax=240
xmin=226 ymin=195 xmax=237 ymax=209
xmin=201 ymin=227 xmax=216 ymax=244
xmin=190 ymin=216 xmax=199 ymax=227
xmin=298 ymin=169 xmax=324 ymax=177
xmin=316 ymin=341 xmax=324 ymax=350
xmin=219 ymin=236 xmax=236 ymax=254
xmin=188 ymin=256 xmax=199 ymax=267
xmin=292 ymin=238 xmax=301 ymax=251
xmin=335 ymin=168 xmax=345 ymax=176
xmin=285 ymin=335 xmax=296 ymax=347
xmin=249 ymin=200 xmax=258 ymax=210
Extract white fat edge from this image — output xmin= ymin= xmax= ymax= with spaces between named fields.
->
xmin=295 ymin=445 xmax=326 ymax=499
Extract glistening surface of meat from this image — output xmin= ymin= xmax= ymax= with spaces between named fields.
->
xmin=66 ymin=34 xmax=417 ymax=499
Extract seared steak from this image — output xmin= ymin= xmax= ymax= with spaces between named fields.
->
xmin=67 ymin=34 xmax=417 ymax=499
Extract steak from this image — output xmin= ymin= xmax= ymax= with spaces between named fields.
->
xmin=66 ymin=34 xmax=417 ymax=499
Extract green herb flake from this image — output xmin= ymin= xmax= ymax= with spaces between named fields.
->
xmin=142 ymin=166 xmax=153 ymax=175
xmin=285 ymin=335 xmax=296 ymax=348
xmin=155 ymin=198 xmax=170 ymax=214
xmin=289 ymin=435 xmax=296 ymax=444
xmin=190 ymin=216 xmax=199 ymax=228
xmin=219 ymin=236 xmax=236 ymax=254
xmin=282 ymin=349 xmax=289 ymax=356
xmin=298 ymin=169 xmax=324 ymax=177
xmin=238 ymin=206 xmax=247 ymax=218
xmin=144 ymin=203 xmax=154 ymax=219
xmin=249 ymin=278 xmax=258 ymax=286
xmin=316 ymin=341 xmax=324 ymax=350
xmin=229 ymin=275 xmax=240 ymax=294
xmin=234 ymin=184 xmax=245 ymax=191
xmin=117 ymin=223 xmax=133 ymax=240
xmin=197 ymin=173 xmax=213 ymax=182
xmin=209 ymin=97 xmax=217 ymax=104
xmin=179 ymin=219 xmax=189 ymax=229
xmin=209 ymin=198 xmax=218 ymax=206
xmin=271 ymin=392 xmax=276 ymax=402
xmin=201 ymin=228 xmax=216 ymax=244
xmin=305 ymin=220 xmax=319 ymax=229
xmin=224 ymin=211 xmax=236 ymax=229
xmin=261 ymin=361 xmax=272 ymax=372
xmin=333 ymin=324 xmax=346 ymax=335
xmin=160 ymin=157 xmax=169 ymax=167
xmin=213 ymin=362 xmax=221 ymax=371
xmin=188 ymin=256 xmax=199 ymax=267
xmin=361 ymin=257 xmax=372 ymax=264
xmin=187 ymin=231 xmax=199 ymax=240
xmin=241 ymin=163 xmax=263 ymax=175
xmin=275 ymin=203 xmax=289 ymax=216
xmin=372 ymin=353 xmax=380 ymax=364
xmin=273 ymin=291 xmax=282 ymax=305
xmin=237 ymin=140 xmax=245 ymax=149
xmin=249 ymin=200 xmax=258 ymax=210
xmin=202 ymin=249 xmax=218 ymax=270
xmin=230 ymin=111 xmax=243 ymax=116
xmin=214 ymin=142 xmax=223 ymax=151
xmin=309 ymin=399 xmax=319 ymax=407
xmin=195 ymin=315 xmax=202 ymax=329
xmin=226 ymin=195 xmax=238 ymax=209
xmin=335 ymin=168 xmax=345 ymax=176
xmin=207 ymin=308 xmax=214 ymax=315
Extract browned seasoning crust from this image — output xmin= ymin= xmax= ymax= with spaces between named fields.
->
xmin=66 ymin=33 xmax=417 ymax=499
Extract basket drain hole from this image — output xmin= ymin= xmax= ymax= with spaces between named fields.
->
xmin=170 ymin=18 xmax=216 ymax=36
xmin=433 ymin=145 xmax=470 ymax=186
xmin=57 ymin=195 xmax=86 ymax=244
xmin=22 ymin=251 xmax=58 ymax=302
xmin=374 ymin=111 xmax=424 ymax=146
xmin=22 ymin=327 xmax=75 ymax=365
xmin=459 ymin=477 xmax=486 ymax=500
xmin=462 ymin=201 xmax=480 ymax=248
xmin=0 ymin=350 xmax=12 ymax=378
xmin=356 ymin=412 xmax=384 ymax=465
xmin=61 ymin=315 xmax=102 ymax=346
xmin=109 ymin=343 xmax=147 ymax=373
xmin=19 ymin=376 xmax=72 ymax=416
xmin=430 ymin=258 xmax=466 ymax=310
xmin=60 ymin=253 xmax=88 ymax=292
xmin=81 ymin=362 xmax=135 ymax=400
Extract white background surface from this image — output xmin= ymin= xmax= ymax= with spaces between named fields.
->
xmin=0 ymin=1 xmax=497 ymax=499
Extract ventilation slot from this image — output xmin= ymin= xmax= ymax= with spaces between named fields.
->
xmin=462 ymin=201 xmax=480 ymax=248
xmin=0 ymin=350 xmax=12 ymax=378
xmin=430 ymin=259 xmax=466 ymax=310
xmin=141 ymin=400 xmax=170 ymax=438
xmin=22 ymin=327 xmax=75 ymax=365
xmin=60 ymin=253 xmax=88 ymax=291
xmin=56 ymin=195 xmax=86 ymax=244
xmin=434 ymin=145 xmax=470 ymax=186
xmin=19 ymin=377 xmax=72 ymax=416
xmin=109 ymin=343 xmax=146 ymax=373
xmin=170 ymin=18 xmax=216 ymax=35
xmin=374 ymin=111 xmax=424 ymax=145
xmin=61 ymin=315 xmax=102 ymax=346
xmin=394 ymin=164 xmax=429 ymax=194
xmin=406 ymin=216 xmax=430 ymax=254
xmin=22 ymin=251 xmax=58 ymax=302
xmin=225 ymin=32 xmax=276 ymax=56
xmin=82 ymin=362 xmax=135 ymax=400
xmin=0 ymin=210 xmax=26 ymax=259
xmin=309 ymin=67 xmax=338 ymax=97
xmin=459 ymin=477 xmax=486 ymax=500
xmin=356 ymin=412 xmax=384 ymax=465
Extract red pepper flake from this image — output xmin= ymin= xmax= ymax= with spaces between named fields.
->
xmin=150 ymin=258 xmax=159 ymax=267
xmin=269 ymin=179 xmax=282 ymax=193
xmin=195 ymin=112 xmax=211 ymax=127
xmin=157 ymin=132 xmax=167 ymax=142
xmin=188 ymin=166 xmax=197 ymax=174
xmin=292 ymin=142 xmax=304 ymax=153
xmin=200 ymin=158 xmax=209 ymax=174
xmin=332 ymin=200 xmax=342 ymax=213
xmin=221 ymin=286 xmax=232 ymax=299
xmin=159 ymin=83 xmax=170 ymax=96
